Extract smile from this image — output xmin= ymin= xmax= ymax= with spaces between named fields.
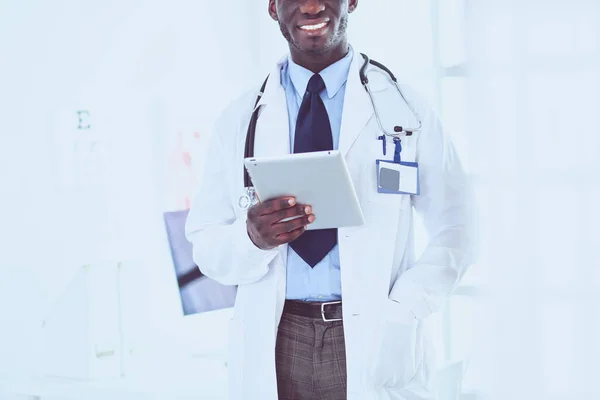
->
xmin=298 ymin=19 xmax=330 ymax=32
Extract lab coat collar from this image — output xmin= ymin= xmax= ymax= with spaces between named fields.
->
xmin=251 ymin=56 xmax=291 ymax=159
xmin=254 ymin=55 xmax=288 ymax=111
xmin=337 ymin=48 xmax=374 ymax=157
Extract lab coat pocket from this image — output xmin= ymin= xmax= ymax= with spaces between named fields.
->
xmin=371 ymin=301 xmax=421 ymax=389
xmin=227 ymin=318 xmax=245 ymax=399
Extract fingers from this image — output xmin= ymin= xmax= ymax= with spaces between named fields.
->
xmin=248 ymin=196 xmax=287 ymax=218
xmin=246 ymin=196 xmax=316 ymax=248
xmin=258 ymin=197 xmax=297 ymax=216
xmin=275 ymin=225 xmax=307 ymax=243
xmin=263 ymin=204 xmax=312 ymax=225
xmin=273 ymin=214 xmax=315 ymax=236
xmin=274 ymin=214 xmax=316 ymax=243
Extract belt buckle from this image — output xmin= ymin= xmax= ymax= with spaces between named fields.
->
xmin=321 ymin=301 xmax=342 ymax=322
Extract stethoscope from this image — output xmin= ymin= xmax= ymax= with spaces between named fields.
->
xmin=238 ymin=53 xmax=423 ymax=211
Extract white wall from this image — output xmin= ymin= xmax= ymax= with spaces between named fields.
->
xmin=0 ymin=0 xmax=271 ymax=381
xmin=467 ymin=1 xmax=600 ymax=398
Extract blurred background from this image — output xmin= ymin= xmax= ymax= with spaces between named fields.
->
xmin=0 ymin=0 xmax=599 ymax=399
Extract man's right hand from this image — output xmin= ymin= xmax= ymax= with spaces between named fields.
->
xmin=247 ymin=197 xmax=315 ymax=250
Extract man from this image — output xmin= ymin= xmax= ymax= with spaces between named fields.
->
xmin=186 ymin=0 xmax=475 ymax=398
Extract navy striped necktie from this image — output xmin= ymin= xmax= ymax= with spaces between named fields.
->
xmin=289 ymin=74 xmax=337 ymax=268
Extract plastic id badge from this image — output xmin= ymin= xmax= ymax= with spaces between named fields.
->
xmin=375 ymin=159 xmax=420 ymax=195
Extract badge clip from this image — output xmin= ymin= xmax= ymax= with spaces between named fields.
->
xmin=378 ymin=135 xmax=387 ymax=156
xmin=393 ymin=138 xmax=402 ymax=163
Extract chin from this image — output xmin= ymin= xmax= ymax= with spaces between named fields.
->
xmin=294 ymin=37 xmax=333 ymax=54
xmin=303 ymin=43 xmax=328 ymax=53
xmin=280 ymin=24 xmax=339 ymax=56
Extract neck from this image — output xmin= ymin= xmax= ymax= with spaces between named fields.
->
xmin=289 ymin=41 xmax=349 ymax=73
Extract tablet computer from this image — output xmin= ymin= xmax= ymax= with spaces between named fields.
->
xmin=244 ymin=150 xmax=364 ymax=230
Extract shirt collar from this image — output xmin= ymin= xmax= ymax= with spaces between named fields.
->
xmin=287 ymin=45 xmax=354 ymax=100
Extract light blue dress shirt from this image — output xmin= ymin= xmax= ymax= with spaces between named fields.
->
xmin=280 ymin=47 xmax=354 ymax=301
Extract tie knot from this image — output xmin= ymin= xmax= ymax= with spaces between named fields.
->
xmin=306 ymin=74 xmax=326 ymax=94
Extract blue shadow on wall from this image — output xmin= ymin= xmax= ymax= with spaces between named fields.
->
xmin=163 ymin=210 xmax=237 ymax=315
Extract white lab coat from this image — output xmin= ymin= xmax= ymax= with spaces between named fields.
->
xmin=186 ymin=52 xmax=476 ymax=400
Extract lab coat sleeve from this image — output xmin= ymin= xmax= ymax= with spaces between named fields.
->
xmin=185 ymin=102 xmax=279 ymax=286
xmin=388 ymin=104 xmax=477 ymax=321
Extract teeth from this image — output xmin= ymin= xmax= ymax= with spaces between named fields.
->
xmin=300 ymin=22 xmax=327 ymax=31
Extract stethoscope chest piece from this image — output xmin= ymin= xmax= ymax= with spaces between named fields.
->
xmin=238 ymin=187 xmax=258 ymax=210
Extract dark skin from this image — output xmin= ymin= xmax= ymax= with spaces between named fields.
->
xmin=269 ymin=0 xmax=358 ymax=73
xmin=248 ymin=0 xmax=358 ymax=250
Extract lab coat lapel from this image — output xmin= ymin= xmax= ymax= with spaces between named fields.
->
xmin=253 ymin=61 xmax=291 ymax=159
xmin=338 ymin=52 xmax=374 ymax=157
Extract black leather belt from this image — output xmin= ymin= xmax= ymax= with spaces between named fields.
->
xmin=283 ymin=300 xmax=343 ymax=322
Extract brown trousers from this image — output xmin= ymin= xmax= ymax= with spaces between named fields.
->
xmin=275 ymin=312 xmax=348 ymax=400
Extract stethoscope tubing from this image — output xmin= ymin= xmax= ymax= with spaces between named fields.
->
xmin=240 ymin=53 xmax=423 ymax=208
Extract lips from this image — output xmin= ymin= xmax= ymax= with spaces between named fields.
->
xmin=297 ymin=18 xmax=331 ymax=34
